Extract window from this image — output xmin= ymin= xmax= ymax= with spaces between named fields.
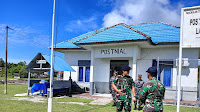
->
xmin=78 ymin=60 xmax=90 ymax=82
xmin=85 ymin=67 xmax=90 ymax=82
xmin=78 ymin=67 xmax=83 ymax=81
xmin=152 ymin=59 xmax=173 ymax=87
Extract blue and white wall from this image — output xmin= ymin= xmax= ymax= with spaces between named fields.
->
xmin=63 ymin=44 xmax=199 ymax=101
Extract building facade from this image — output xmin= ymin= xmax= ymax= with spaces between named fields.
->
xmin=55 ymin=22 xmax=200 ymax=101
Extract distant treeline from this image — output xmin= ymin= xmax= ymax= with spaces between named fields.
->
xmin=0 ymin=58 xmax=28 ymax=78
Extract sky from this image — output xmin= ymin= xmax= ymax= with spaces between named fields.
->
xmin=0 ymin=0 xmax=200 ymax=64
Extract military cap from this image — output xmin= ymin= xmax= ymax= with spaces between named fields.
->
xmin=122 ymin=65 xmax=131 ymax=71
xmin=138 ymin=74 xmax=142 ymax=78
xmin=146 ymin=67 xmax=157 ymax=73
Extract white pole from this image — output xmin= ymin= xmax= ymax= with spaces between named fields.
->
xmin=177 ymin=8 xmax=184 ymax=112
xmin=157 ymin=57 xmax=159 ymax=80
xmin=48 ymin=0 xmax=56 ymax=112
xmin=198 ymin=66 xmax=200 ymax=107
xmin=175 ymin=59 xmax=178 ymax=105
xmin=27 ymin=68 xmax=31 ymax=95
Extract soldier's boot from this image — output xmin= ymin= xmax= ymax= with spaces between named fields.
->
xmin=112 ymin=102 xmax=116 ymax=106
xmin=138 ymin=102 xmax=142 ymax=111
xmin=133 ymin=101 xmax=137 ymax=110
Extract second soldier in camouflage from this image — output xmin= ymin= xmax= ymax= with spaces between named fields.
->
xmin=138 ymin=67 xmax=165 ymax=112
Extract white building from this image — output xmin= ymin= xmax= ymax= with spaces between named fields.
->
xmin=55 ymin=22 xmax=200 ymax=101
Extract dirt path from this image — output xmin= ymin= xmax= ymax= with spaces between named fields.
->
xmin=12 ymin=92 xmax=113 ymax=105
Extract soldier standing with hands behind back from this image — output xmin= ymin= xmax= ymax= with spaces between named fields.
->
xmin=112 ymin=65 xmax=136 ymax=112
xmin=138 ymin=67 xmax=165 ymax=112
xmin=134 ymin=74 xmax=144 ymax=110
xmin=109 ymin=71 xmax=118 ymax=106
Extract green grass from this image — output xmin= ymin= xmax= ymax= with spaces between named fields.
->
xmin=0 ymin=84 xmax=200 ymax=112
xmin=0 ymin=84 xmax=27 ymax=99
xmin=0 ymin=77 xmax=13 ymax=80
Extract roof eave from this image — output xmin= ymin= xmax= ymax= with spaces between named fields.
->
xmin=54 ymin=48 xmax=86 ymax=50
xmin=156 ymin=42 xmax=179 ymax=45
xmin=74 ymin=39 xmax=150 ymax=45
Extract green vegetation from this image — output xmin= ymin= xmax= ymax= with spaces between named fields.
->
xmin=0 ymin=59 xmax=28 ymax=78
xmin=0 ymin=84 xmax=200 ymax=112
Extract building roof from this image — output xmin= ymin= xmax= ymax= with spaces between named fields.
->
xmin=54 ymin=22 xmax=180 ymax=50
xmin=26 ymin=53 xmax=75 ymax=72
xmin=130 ymin=22 xmax=180 ymax=43
xmin=42 ymin=54 xmax=75 ymax=72
xmin=75 ymin=23 xmax=150 ymax=44
xmin=54 ymin=27 xmax=105 ymax=49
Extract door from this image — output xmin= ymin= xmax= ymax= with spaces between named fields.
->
xmin=110 ymin=60 xmax=129 ymax=77
xmin=163 ymin=67 xmax=171 ymax=87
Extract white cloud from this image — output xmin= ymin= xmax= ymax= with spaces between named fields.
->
xmin=65 ymin=16 xmax=98 ymax=32
xmin=103 ymin=0 xmax=183 ymax=27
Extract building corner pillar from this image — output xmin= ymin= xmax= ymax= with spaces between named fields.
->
xmin=90 ymin=48 xmax=95 ymax=95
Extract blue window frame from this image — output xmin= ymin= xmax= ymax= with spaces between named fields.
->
xmin=79 ymin=67 xmax=83 ymax=81
xmin=85 ymin=67 xmax=90 ymax=82
xmin=152 ymin=59 xmax=173 ymax=87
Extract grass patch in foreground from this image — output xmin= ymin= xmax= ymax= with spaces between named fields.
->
xmin=0 ymin=84 xmax=200 ymax=112
xmin=0 ymin=84 xmax=27 ymax=99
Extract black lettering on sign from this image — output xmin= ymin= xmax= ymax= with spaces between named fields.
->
xmin=101 ymin=50 xmax=105 ymax=54
xmin=114 ymin=49 xmax=119 ymax=54
xmin=196 ymin=28 xmax=200 ymax=34
xmin=101 ymin=48 xmax=126 ymax=55
xmin=190 ymin=19 xmax=198 ymax=25
xmin=107 ymin=49 xmax=110 ymax=54
xmin=120 ymin=49 xmax=124 ymax=54
xmin=111 ymin=49 xmax=114 ymax=54
xmin=105 ymin=50 xmax=108 ymax=54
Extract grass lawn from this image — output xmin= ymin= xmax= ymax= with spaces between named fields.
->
xmin=0 ymin=84 xmax=199 ymax=112
xmin=0 ymin=77 xmax=13 ymax=81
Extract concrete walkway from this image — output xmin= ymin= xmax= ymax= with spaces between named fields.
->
xmin=12 ymin=92 xmax=112 ymax=105
xmin=163 ymin=99 xmax=199 ymax=107
xmin=72 ymin=93 xmax=112 ymax=105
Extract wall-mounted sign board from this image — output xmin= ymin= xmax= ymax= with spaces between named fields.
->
xmin=182 ymin=6 xmax=200 ymax=48
xmin=36 ymin=60 xmax=47 ymax=64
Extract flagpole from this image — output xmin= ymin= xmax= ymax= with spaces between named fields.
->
xmin=48 ymin=0 xmax=56 ymax=112
xmin=177 ymin=8 xmax=184 ymax=112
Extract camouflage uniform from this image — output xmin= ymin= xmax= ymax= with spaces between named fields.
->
xmin=138 ymin=77 xmax=165 ymax=112
xmin=110 ymin=76 xmax=117 ymax=104
xmin=134 ymin=79 xmax=144 ymax=108
xmin=113 ymin=75 xmax=135 ymax=112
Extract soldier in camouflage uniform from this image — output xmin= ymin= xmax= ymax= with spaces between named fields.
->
xmin=134 ymin=74 xmax=145 ymax=110
xmin=112 ymin=65 xmax=136 ymax=112
xmin=109 ymin=71 xmax=118 ymax=106
xmin=138 ymin=67 xmax=165 ymax=112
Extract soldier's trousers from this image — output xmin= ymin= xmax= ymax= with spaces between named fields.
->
xmin=116 ymin=98 xmax=131 ymax=112
xmin=111 ymin=92 xmax=117 ymax=104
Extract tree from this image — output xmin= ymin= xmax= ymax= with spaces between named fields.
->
xmin=0 ymin=58 xmax=5 ymax=67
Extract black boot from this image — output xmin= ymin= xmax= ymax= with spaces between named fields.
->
xmin=133 ymin=101 xmax=137 ymax=110
xmin=138 ymin=103 xmax=142 ymax=111
xmin=112 ymin=103 xmax=116 ymax=106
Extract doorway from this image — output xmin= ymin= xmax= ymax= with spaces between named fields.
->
xmin=110 ymin=60 xmax=129 ymax=78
